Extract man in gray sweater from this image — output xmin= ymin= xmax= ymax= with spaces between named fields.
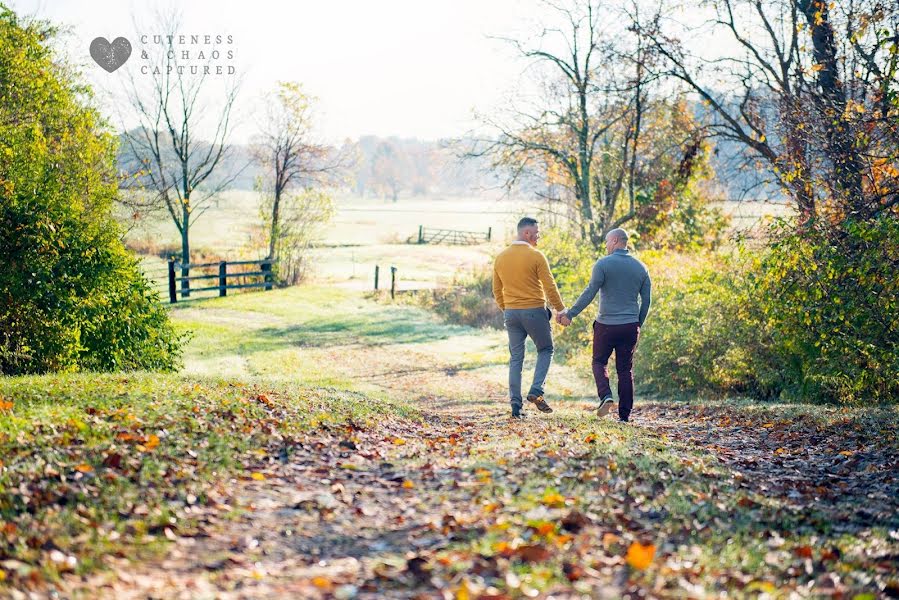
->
xmin=557 ymin=228 xmax=651 ymax=422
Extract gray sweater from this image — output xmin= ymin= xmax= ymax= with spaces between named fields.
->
xmin=567 ymin=249 xmax=652 ymax=326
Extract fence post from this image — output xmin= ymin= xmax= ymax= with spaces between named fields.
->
xmin=374 ymin=265 xmax=380 ymax=290
xmin=418 ymin=225 xmax=424 ymax=244
xmin=219 ymin=261 xmax=227 ymax=297
xmin=168 ymin=257 xmax=177 ymax=304
xmin=487 ymin=227 xmax=492 ymax=242
xmin=390 ymin=266 xmax=397 ymax=300
xmin=261 ymin=260 xmax=273 ymax=291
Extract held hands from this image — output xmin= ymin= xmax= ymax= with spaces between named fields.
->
xmin=555 ymin=309 xmax=572 ymax=327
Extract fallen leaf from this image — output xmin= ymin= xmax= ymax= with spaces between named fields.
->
xmin=625 ymin=541 xmax=655 ymax=570
xmin=250 ymin=472 xmax=265 ymax=481
xmin=311 ymin=576 xmax=332 ymax=591
xmin=515 ymin=544 xmax=551 ymax=563
xmin=74 ymin=464 xmax=93 ymax=473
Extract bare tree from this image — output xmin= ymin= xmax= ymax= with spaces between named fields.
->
xmin=120 ymin=9 xmax=242 ymax=296
xmin=253 ymin=82 xmax=347 ymax=261
xmin=467 ymin=0 xmax=659 ymax=247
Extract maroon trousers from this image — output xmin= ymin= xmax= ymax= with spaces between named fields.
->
xmin=592 ymin=321 xmax=640 ymax=421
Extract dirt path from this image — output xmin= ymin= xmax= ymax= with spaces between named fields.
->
xmin=55 ymin=291 xmax=898 ymax=599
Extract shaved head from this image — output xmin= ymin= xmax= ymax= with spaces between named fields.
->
xmin=606 ymin=228 xmax=629 ymax=244
xmin=604 ymin=228 xmax=629 ymax=254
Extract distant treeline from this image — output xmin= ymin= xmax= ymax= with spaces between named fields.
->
xmin=117 ymin=127 xmax=776 ymax=201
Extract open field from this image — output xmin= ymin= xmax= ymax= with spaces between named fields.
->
xmin=125 ymin=191 xmax=792 ymax=296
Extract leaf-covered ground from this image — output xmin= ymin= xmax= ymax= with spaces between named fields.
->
xmin=1 ymin=286 xmax=897 ymax=599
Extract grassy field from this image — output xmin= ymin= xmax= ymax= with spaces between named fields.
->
xmin=1 ymin=285 xmax=896 ymax=598
xmin=125 ymin=191 xmax=792 ymax=296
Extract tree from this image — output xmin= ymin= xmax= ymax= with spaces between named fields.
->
xmin=120 ymin=9 xmax=241 ymax=296
xmin=0 ymin=7 xmax=182 ymax=374
xmin=641 ymin=0 xmax=899 ymax=223
xmin=469 ymin=0 xmax=667 ymax=247
xmin=253 ymin=82 xmax=345 ymax=262
xmin=371 ymin=140 xmax=407 ymax=201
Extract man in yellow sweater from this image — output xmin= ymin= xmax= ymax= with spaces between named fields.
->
xmin=492 ymin=217 xmax=567 ymax=418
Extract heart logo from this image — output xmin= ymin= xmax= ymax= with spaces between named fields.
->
xmin=89 ymin=36 xmax=132 ymax=72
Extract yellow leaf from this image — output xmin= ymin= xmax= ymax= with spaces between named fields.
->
xmin=402 ymin=479 xmax=414 ymax=489
xmin=761 ymin=422 xmax=775 ymax=428
xmin=392 ymin=437 xmax=406 ymax=445
xmin=584 ymin=434 xmax=596 ymax=443
xmin=75 ymin=463 xmax=93 ymax=473
xmin=625 ymin=541 xmax=656 ymax=570
xmin=456 ymin=579 xmax=472 ymax=600
xmin=541 ymin=490 xmax=566 ymax=507
xmin=144 ymin=434 xmax=160 ymax=450
xmin=0 ymin=568 xmax=5 ymax=581
xmin=250 ymin=472 xmax=266 ymax=481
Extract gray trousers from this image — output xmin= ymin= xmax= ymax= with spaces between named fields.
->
xmin=503 ymin=307 xmax=554 ymax=409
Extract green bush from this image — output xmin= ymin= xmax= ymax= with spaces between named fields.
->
xmin=411 ymin=268 xmax=503 ymax=330
xmin=0 ymin=8 xmax=182 ymax=374
xmin=751 ymin=217 xmax=899 ymax=403
xmin=548 ymin=220 xmax=898 ymax=405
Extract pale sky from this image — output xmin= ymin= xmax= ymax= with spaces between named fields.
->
xmin=11 ymin=0 xmax=551 ymax=144
xmin=11 ymin=0 xmax=734 ymax=145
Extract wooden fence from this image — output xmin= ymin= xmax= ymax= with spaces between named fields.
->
xmin=164 ymin=258 xmax=276 ymax=303
xmin=417 ymin=226 xmax=492 ymax=245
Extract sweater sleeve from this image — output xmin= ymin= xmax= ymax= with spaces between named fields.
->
xmin=492 ymin=265 xmax=505 ymax=310
xmin=567 ymin=260 xmax=604 ymax=319
xmin=536 ymin=253 xmax=565 ymax=311
xmin=638 ymin=271 xmax=652 ymax=326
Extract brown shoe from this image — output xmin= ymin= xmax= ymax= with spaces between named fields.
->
xmin=527 ymin=394 xmax=553 ymax=413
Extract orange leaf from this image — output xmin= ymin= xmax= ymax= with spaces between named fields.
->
xmin=532 ymin=521 xmax=555 ymax=535
xmin=0 ymin=399 xmax=12 ymax=411
xmin=584 ymin=434 xmax=596 ymax=443
xmin=74 ymin=463 xmax=93 ymax=473
xmin=625 ymin=541 xmax=656 ymax=570
xmin=402 ymin=480 xmax=415 ymax=489
xmin=311 ymin=576 xmax=332 ymax=591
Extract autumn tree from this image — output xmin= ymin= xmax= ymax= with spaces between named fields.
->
xmin=469 ymin=0 xmax=695 ymax=248
xmin=253 ymin=82 xmax=345 ymax=262
xmin=371 ymin=140 xmax=407 ymax=201
xmin=641 ymin=0 xmax=899 ymax=223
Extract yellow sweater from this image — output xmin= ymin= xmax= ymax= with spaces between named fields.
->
xmin=492 ymin=242 xmax=565 ymax=311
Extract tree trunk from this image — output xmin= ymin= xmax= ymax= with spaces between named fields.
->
xmin=798 ymin=0 xmax=864 ymax=212
xmin=268 ymin=187 xmax=281 ymax=261
xmin=180 ymin=201 xmax=191 ymax=298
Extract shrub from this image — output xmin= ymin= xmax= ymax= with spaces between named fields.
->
xmin=0 ymin=8 xmax=183 ymax=374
